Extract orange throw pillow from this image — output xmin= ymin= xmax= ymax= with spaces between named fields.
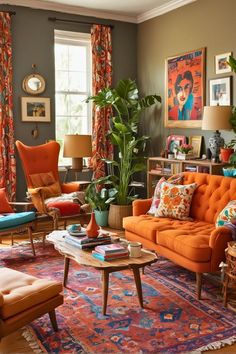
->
xmin=30 ymin=172 xmax=56 ymax=188
xmin=0 ymin=189 xmax=14 ymax=213
xmin=47 ymin=201 xmax=81 ymax=216
xmin=40 ymin=181 xmax=62 ymax=199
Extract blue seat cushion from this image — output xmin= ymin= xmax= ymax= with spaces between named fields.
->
xmin=0 ymin=212 xmax=36 ymax=230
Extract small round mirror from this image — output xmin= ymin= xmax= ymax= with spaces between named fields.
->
xmin=22 ymin=74 xmax=46 ymax=95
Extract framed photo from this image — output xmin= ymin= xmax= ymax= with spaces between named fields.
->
xmin=209 ymin=77 xmax=231 ymax=106
xmin=21 ymin=97 xmax=51 ymax=122
xmin=215 ymin=52 xmax=232 ymax=74
xmin=166 ymin=135 xmax=186 ymax=153
xmin=189 ymin=136 xmax=202 ymax=158
xmin=165 ymin=47 xmax=205 ymax=129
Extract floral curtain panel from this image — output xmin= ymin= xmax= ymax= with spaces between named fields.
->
xmin=0 ymin=12 xmax=16 ymax=200
xmin=91 ymin=24 xmax=113 ymax=179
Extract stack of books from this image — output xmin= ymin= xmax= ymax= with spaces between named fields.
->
xmin=92 ymin=243 xmax=129 ymax=261
xmin=65 ymin=233 xmax=111 ymax=250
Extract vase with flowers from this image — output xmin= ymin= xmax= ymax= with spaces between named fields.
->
xmin=176 ymin=144 xmax=194 ymax=160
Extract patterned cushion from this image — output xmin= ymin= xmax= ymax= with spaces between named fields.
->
xmin=0 ymin=189 xmax=14 ymax=213
xmin=147 ymin=174 xmax=184 ymax=215
xmin=155 ymin=182 xmax=197 ymax=220
xmin=216 ymin=201 xmax=236 ymax=227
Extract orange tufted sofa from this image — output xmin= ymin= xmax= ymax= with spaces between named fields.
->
xmin=123 ymin=172 xmax=236 ymax=299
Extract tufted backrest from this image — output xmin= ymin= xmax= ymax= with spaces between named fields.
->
xmin=182 ymin=172 xmax=236 ymax=224
xmin=16 ymin=140 xmax=60 ymax=189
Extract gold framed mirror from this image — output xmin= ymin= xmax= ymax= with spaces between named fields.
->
xmin=22 ymin=73 xmax=46 ymax=95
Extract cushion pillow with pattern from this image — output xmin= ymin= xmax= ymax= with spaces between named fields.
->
xmin=155 ymin=181 xmax=197 ymax=220
xmin=147 ymin=174 xmax=184 ymax=215
xmin=216 ymin=200 xmax=236 ymax=227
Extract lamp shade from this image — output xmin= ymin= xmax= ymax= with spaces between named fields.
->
xmin=202 ymin=106 xmax=232 ymax=131
xmin=63 ymin=134 xmax=92 ymax=170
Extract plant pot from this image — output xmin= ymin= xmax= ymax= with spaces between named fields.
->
xmin=94 ymin=210 xmax=109 ymax=227
xmin=220 ymin=148 xmax=234 ymax=163
xmin=223 ymin=168 xmax=236 ymax=177
xmin=108 ymin=204 xmax=132 ymax=230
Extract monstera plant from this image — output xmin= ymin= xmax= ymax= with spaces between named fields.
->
xmin=87 ymin=78 xmax=161 ymax=228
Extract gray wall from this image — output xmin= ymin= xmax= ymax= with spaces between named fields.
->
xmin=137 ymin=0 xmax=236 ymax=157
xmin=0 ymin=5 xmax=137 ymax=200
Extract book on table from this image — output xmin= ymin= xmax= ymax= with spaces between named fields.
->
xmin=65 ymin=234 xmax=112 ymax=249
xmin=92 ymin=250 xmax=129 ymax=261
xmin=65 ymin=233 xmax=111 ymax=245
xmin=95 ymin=243 xmax=127 ymax=255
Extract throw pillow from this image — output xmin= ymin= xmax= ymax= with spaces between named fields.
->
xmin=147 ymin=174 xmax=184 ymax=215
xmin=216 ymin=201 xmax=236 ymax=227
xmin=47 ymin=201 xmax=81 ymax=216
xmin=0 ymin=188 xmax=14 ymax=213
xmin=40 ymin=181 xmax=62 ymax=199
xmin=155 ymin=182 xmax=197 ymax=220
xmin=30 ymin=172 xmax=56 ymax=188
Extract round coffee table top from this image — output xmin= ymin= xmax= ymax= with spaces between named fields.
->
xmin=46 ymin=230 xmax=158 ymax=269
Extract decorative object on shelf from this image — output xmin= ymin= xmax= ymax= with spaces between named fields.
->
xmin=86 ymin=211 xmax=99 ymax=238
xmin=202 ymin=106 xmax=232 ymax=162
xmin=189 ymin=136 xmax=202 ymax=158
xmin=215 ymin=52 xmax=232 ymax=74
xmin=166 ymin=135 xmax=186 ymax=153
xmin=22 ymin=64 xmax=46 ymax=95
xmin=220 ymin=147 xmax=234 ymax=163
xmin=63 ymin=135 xmax=92 ymax=171
xmin=165 ymin=47 xmax=205 ymax=129
xmin=209 ymin=77 xmax=232 ymax=106
xmin=21 ymin=97 xmax=51 ymax=122
xmin=176 ymin=144 xmax=194 ymax=160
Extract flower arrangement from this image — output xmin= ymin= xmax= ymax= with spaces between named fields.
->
xmin=177 ymin=144 xmax=193 ymax=154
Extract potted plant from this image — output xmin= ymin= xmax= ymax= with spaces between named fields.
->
xmin=85 ymin=179 xmax=117 ymax=227
xmin=220 ymin=139 xmax=236 ymax=163
xmin=87 ymin=79 xmax=161 ymax=229
xmin=176 ymin=144 xmax=194 ymax=160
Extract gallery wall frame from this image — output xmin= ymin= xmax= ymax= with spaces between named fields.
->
xmin=215 ymin=52 xmax=232 ymax=74
xmin=209 ymin=77 xmax=232 ymax=106
xmin=21 ymin=97 xmax=51 ymax=122
xmin=189 ymin=136 xmax=202 ymax=158
xmin=165 ymin=47 xmax=205 ymax=129
xmin=166 ymin=135 xmax=186 ymax=153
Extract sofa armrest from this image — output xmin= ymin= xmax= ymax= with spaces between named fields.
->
xmin=132 ymin=198 xmax=152 ymax=216
xmin=61 ymin=182 xmax=80 ymax=193
xmin=209 ymin=226 xmax=233 ymax=271
xmin=28 ymin=188 xmax=48 ymax=214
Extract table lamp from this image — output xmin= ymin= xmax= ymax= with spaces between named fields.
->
xmin=202 ymin=106 xmax=232 ymax=161
xmin=63 ymin=134 xmax=92 ymax=171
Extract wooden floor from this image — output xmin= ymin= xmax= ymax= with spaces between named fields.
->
xmin=0 ymin=228 xmax=236 ymax=354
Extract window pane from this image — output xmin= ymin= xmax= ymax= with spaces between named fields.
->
xmin=55 ymin=70 xmax=68 ymax=91
xmin=68 ymin=72 xmax=86 ymax=92
xmin=55 ymin=44 xmax=68 ymax=70
xmin=69 ymin=46 xmax=86 ymax=71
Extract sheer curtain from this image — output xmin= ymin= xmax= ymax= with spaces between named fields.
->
xmin=0 ymin=12 xmax=16 ymax=200
xmin=90 ymin=24 xmax=113 ymax=179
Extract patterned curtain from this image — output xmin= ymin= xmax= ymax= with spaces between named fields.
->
xmin=0 ymin=12 xmax=16 ymax=200
xmin=91 ymin=24 xmax=113 ymax=179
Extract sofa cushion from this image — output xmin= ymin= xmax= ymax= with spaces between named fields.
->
xmin=47 ymin=201 xmax=81 ymax=216
xmin=30 ymin=171 xmax=56 ymax=187
xmin=0 ymin=212 xmax=36 ymax=230
xmin=0 ymin=267 xmax=62 ymax=319
xmin=155 ymin=182 xmax=197 ymax=220
xmin=0 ymin=189 xmax=14 ymax=213
xmin=216 ymin=200 xmax=236 ymax=227
xmin=147 ymin=174 xmax=184 ymax=215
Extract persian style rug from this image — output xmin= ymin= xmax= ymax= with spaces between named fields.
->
xmin=1 ymin=242 xmax=236 ymax=353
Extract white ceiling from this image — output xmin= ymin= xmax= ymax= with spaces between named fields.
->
xmin=1 ymin=0 xmax=197 ymax=23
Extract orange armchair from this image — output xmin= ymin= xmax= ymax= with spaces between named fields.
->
xmin=16 ymin=140 xmax=90 ymax=228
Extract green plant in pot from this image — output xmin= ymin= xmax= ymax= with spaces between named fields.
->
xmin=85 ymin=178 xmax=117 ymax=227
xmin=87 ymin=78 xmax=161 ymax=229
xmin=220 ymin=139 xmax=236 ymax=163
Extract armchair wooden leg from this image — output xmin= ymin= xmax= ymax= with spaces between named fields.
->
xmin=196 ymin=272 xmax=202 ymax=300
xmin=28 ymin=227 xmax=36 ymax=256
xmin=11 ymin=233 xmax=14 ymax=246
xmin=49 ymin=310 xmax=59 ymax=332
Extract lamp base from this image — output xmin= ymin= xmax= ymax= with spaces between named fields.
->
xmin=71 ymin=157 xmax=83 ymax=171
xmin=209 ymin=130 xmax=224 ymax=159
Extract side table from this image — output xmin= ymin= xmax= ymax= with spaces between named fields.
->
xmin=223 ymin=241 xmax=236 ymax=310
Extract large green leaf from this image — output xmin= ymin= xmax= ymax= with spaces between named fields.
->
xmin=228 ymin=55 xmax=236 ymax=73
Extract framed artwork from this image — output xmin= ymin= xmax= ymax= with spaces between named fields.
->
xmin=209 ymin=77 xmax=231 ymax=106
xmin=189 ymin=136 xmax=202 ymax=158
xmin=166 ymin=135 xmax=186 ymax=153
xmin=21 ymin=97 xmax=51 ymax=122
xmin=215 ymin=52 xmax=232 ymax=74
xmin=165 ymin=47 xmax=205 ymax=129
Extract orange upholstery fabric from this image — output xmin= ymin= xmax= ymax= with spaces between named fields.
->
xmin=0 ymin=268 xmax=62 ymax=320
xmin=124 ymin=172 xmax=236 ymax=277
xmin=30 ymin=172 xmax=56 ymax=188
xmin=0 ymin=188 xmax=14 ymax=213
xmin=61 ymin=182 xmax=80 ymax=193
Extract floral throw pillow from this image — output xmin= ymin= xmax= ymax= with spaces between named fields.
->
xmin=216 ymin=201 xmax=236 ymax=227
xmin=155 ymin=182 xmax=197 ymax=220
xmin=147 ymin=174 xmax=183 ymax=215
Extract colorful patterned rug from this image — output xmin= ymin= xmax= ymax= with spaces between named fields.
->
xmin=1 ymin=242 xmax=236 ymax=353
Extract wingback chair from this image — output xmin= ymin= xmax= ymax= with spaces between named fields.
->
xmin=16 ymin=140 xmax=90 ymax=229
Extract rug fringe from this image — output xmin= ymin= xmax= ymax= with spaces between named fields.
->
xmin=22 ymin=326 xmax=47 ymax=353
xmin=191 ymin=335 xmax=236 ymax=353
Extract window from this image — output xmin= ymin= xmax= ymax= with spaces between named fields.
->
xmin=54 ymin=30 xmax=92 ymax=165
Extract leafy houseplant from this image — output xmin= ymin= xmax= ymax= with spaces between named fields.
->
xmin=87 ymin=79 xmax=161 ymax=206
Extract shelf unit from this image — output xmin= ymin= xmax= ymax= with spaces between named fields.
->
xmin=147 ymin=157 xmax=226 ymax=197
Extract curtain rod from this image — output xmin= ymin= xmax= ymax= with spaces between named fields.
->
xmin=48 ymin=17 xmax=114 ymax=29
xmin=1 ymin=11 xmax=16 ymax=16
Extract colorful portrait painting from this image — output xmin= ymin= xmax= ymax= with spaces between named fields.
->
xmin=165 ymin=48 xmax=205 ymax=128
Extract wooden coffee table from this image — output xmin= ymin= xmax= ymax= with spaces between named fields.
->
xmin=46 ymin=231 xmax=158 ymax=315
